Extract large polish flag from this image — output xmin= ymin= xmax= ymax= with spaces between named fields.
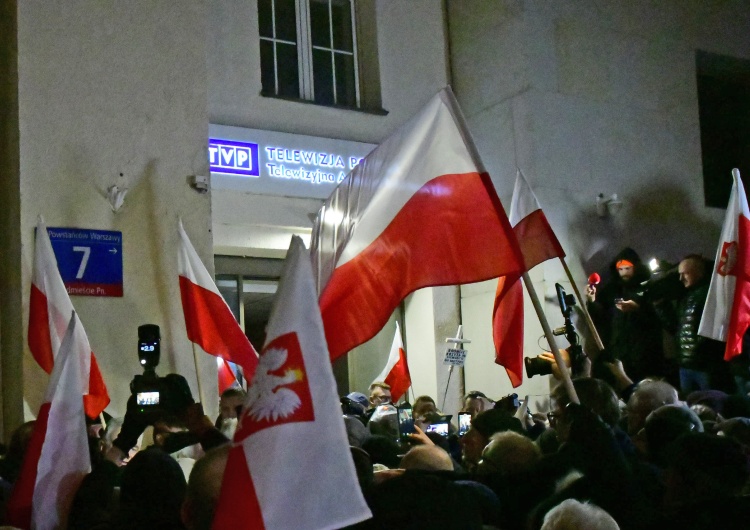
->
xmin=372 ymin=322 xmax=411 ymax=402
xmin=493 ymin=170 xmax=565 ymax=386
xmin=6 ymin=312 xmax=91 ymax=530
xmin=28 ymin=217 xmax=109 ymax=418
xmin=699 ymin=169 xmax=750 ymax=360
xmin=178 ymin=221 xmax=259 ymax=377
xmin=311 ymin=87 xmax=525 ymax=360
xmin=212 ymin=236 xmax=372 ymax=530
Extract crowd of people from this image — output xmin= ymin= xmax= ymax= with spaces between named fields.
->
xmin=0 ymin=250 xmax=749 ymax=529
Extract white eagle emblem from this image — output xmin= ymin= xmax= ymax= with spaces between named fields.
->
xmin=245 ymin=347 xmax=303 ymax=422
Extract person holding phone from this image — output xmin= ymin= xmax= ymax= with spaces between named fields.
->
xmin=586 ymin=247 xmax=664 ymax=384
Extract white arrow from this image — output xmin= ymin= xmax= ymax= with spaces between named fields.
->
xmin=109 ymin=248 xmax=117 ymax=254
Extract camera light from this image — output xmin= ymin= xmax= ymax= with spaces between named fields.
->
xmin=649 ymin=258 xmax=659 ymax=271
xmin=140 ymin=359 xmax=146 ymax=365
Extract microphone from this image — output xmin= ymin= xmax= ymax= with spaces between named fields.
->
xmin=588 ymin=272 xmax=601 ymax=287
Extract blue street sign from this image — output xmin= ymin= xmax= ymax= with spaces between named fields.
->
xmin=46 ymin=227 xmax=123 ymax=297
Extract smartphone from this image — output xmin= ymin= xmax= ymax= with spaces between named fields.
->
xmin=458 ymin=412 xmax=472 ymax=437
xmin=397 ymin=402 xmax=416 ymax=441
xmin=136 ymin=391 xmax=160 ymax=406
xmin=425 ymin=422 xmax=449 ymax=437
xmin=614 ymin=298 xmax=624 ymax=304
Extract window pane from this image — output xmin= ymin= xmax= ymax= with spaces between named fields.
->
xmin=275 ymin=0 xmax=298 ymax=42
xmin=276 ymin=42 xmax=300 ymax=98
xmin=310 ymin=0 xmax=330 ymax=48
xmin=258 ymin=0 xmax=273 ymax=38
xmin=331 ymin=0 xmax=353 ymax=51
xmin=313 ymin=49 xmax=334 ymax=105
xmin=334 ymin=52 xmax=356 ymax=107
xmin=260 ymin=40 xmax=276 ymax=94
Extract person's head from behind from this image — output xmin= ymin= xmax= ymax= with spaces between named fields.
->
xmin=368 ymin=382 xmax=392 ymax=407
xmin=678 ymin=255 xmax=706 ymax=289
xmin=663 ymin=433 xmax=750 ymax=510
xmin=541 ymin=499 xmax=620 ymax=530
xmin=459 ymin=409 xmax=523 ymax=470
xmin=477 ymin=430 xmax=540 ymax=476
xmin=551 ymin=378 xmax=620 ymax=442
xmin=182 ymin=444 xmax=230 ymax=530
xmin=399 ymin=445 xmax=453 ymax=472
xmin=626 ymin=380 xmax=680 ymax=436
xmin=219 ymin=387 xmax=246 ymax=421
xmin=644 ymin=405 xmax=703 ymax=468
xmin=118 ymin=447 xmax=187 ymax=527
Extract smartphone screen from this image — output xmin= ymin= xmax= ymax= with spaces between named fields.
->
xmin=137 ymin=391 xmax=160 ymax=406
xmin=425 ymin=422 xmax=449 ymax=437
xmin=397 ymin=404 xmax=415 ymax=440
xmin=458 ymin=412 xmax=472 ymax=436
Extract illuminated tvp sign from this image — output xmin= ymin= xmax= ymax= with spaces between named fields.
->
xmin=208 ymin=139 xmax=260 ymax=177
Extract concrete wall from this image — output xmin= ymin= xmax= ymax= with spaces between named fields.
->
xmin=448 ymin=0 xmax=750 ymax=401
xmin=11 ymin=1 xmax=217 ymax=427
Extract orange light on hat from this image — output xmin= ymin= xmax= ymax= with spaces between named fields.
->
xmin=616 ymin=259 xmax=634 ymax=268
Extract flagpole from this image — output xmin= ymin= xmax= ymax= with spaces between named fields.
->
xmin=190 ymin=343 xmax=207 ymax=405
xmin=522 ymin=272 xmax=579 ymax=404
xmin=559 ymin=258 xmax=605 ymax=351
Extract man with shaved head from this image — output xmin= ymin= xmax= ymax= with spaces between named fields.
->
xmin=625 ymin=380 xmax=680 ymax=436
xmin=399 ymin=445 xmax=454 ymax=472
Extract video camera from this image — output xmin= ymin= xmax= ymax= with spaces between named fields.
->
xmin=130 ymin=324 xmax=193 ymax=423
xmin=525 ymin=284 xmax=589 ymax=378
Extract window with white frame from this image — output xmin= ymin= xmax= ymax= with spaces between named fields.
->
xmin=259 ymin=0 xmax=366 ymax=109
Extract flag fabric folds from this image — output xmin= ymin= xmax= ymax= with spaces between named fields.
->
xmin=178 ymin=220 xmax=259 ymax=377
xmin=28 ymin=217 xmax=109 ymax=418
xmin=373 ymin=322 xmax=411 ymax=402
xmin=699 ymin=170 xmax=750 ymax=360
xmin=6 ymin=312 xmax=91 ymax=530
xmin=493 ymin=170 xmax=565 ymax=386
xmin=310 ymin=87 xmax=525 ymax=360
xmin=212 ymin=236 xmax=372 ymax=530
xmin=218 ymin=358 xmax=240 ymax=395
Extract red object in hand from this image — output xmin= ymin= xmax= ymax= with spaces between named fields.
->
xmin=588 ymin=272 xmax=601 ymax=286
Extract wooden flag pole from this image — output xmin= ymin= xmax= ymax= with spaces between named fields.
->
xmin=522 ymin=272 xmax=579 ymax=404
xmin=191 ymin=342 xmax=207 ymax=406
xmin=559 ymin=258 xmax=605 ymax=352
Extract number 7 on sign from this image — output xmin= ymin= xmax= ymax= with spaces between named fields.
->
xmin=73 ymin=246 xmax=91 ymax=279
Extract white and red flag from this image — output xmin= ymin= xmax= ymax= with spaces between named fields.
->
xmin=373 ymin=322 xmax=411 ymax=402
xmin=6 ymin=312 xmax=91 ymax=530
xmin=493 ymin=170 xmax=565 ymax=386
xmin=212 ymin=236 xmax=371 ymax=530
xmin=218 ymin=358 xmax=240 ymax=394
xmin=28 ymin=217 xmax=109 ymax=418
xmin=178 ymin=220 xmax=259 ymax=377
xmin=699 ymin=169 xmax=750 ymax=360
xmin=311 ymin=87 xmax=525 ymax=360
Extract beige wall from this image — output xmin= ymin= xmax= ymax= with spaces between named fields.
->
xmin=6 ymin=1 xmax=219 ymax=431
xmin=449 ymin=0 xmax=750 ymax=398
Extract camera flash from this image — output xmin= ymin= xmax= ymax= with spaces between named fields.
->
xmin=649 ymin=258 xmax=659 ymax=271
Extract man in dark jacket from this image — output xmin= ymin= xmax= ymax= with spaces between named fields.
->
xmin=586 ymin=248 xmax=664 ymax=383
xmin=656 ymin=255 xmax=732 ymax=394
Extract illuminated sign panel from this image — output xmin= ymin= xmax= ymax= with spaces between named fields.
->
xmin=208 ymin=139 xmax=260 ymax=177
xmin=209 ymin=124 xmax=376 ymax=200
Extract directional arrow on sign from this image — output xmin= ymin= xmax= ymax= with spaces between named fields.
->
xmin=109 ymin=248 xmax=117 ymax=254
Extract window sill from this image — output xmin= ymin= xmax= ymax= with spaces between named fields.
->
xmin=260 ymin=91 xmax=389 ymax=116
